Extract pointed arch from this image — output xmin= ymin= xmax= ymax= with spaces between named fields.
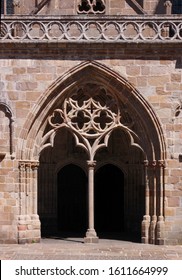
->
xmin=17 ymin=60 xmax=166 ymax=162
xmin=17 ymin=60 xmax=167 ymax=244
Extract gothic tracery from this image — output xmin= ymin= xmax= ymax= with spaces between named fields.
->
xmin=78 ymin=0 xmax=105 ymax=14
xmin=41 ymin=83 xmax=138 ymax=161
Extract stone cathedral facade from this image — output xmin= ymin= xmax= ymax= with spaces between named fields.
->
xmin=0 ymin=0 xmax=182 ymax=245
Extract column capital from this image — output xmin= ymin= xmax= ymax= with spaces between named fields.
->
xmin=143 ymin=160 xmax=149 ymax=167
xmin=151 ymin=160 xmax=157 ymax=168
xmin=19 ymin=160 xmax=39 ymax=170
xmin=13 ymin=0 xmax=20 ymax=7
xmin=147 ymin=160 xmax=166 ymax=168
xmin=158 ymin=160 xmax=166 ymax=168
xmin=87 ymin=160 xmax=96 ymax=168
xmin=164 ymin=0 xmax=172 ymax=6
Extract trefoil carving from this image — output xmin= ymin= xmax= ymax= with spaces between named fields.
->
xmin=78 ymin=0 xmax=105 ymax=14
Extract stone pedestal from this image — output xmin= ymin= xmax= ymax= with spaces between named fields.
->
xmin=84 ymin=229 xmax=99 ymax=243
xmin=17 ymin=214 xmax=41 ymax=244
xmin=156 ymin=216 xmax=165 ymax=245
xmin=141 ymin=215 xmax=151 ymax=244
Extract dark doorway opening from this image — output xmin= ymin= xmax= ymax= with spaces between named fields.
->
xmin=57 ymin=164 xmax=87 ymax=236
xmin=95 ymin=164 xmax=125 ymax=239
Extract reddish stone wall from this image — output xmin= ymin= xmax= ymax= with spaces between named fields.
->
xmin=13 ymin=0 xmax=151 ymax=16
xmin=0 ymin=41 xmax=182 ymax=244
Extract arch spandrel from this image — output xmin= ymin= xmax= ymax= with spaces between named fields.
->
xmin=18 ymin=60 xmax=166 ymax=162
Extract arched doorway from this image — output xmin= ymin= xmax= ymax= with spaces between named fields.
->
xmin=95 ymin=164 xmax=124 ymax=235
xmin=57 ymin=164 xmax=87 ymax=235
xmin=19 ymin=61 xmax=166 ymax=244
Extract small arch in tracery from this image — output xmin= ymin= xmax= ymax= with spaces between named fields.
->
xmin=78 ymin=0 xmax=106 ymax=14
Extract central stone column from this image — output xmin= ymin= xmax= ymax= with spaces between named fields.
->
xmin=45 ymin=83 xmax=127 ymax=243
xmin=84 ymin=160 xmax=99 ymax=243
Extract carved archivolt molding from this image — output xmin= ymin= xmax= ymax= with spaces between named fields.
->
xmin=40 ymin=83 xmax=138 ymax=161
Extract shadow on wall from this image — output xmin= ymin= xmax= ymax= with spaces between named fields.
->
xmin=126 ymin=0 xmax=144 ymax=14
xmin=155 ymin=0 xmax=166 ymax=14
xmin=176 ymin=57 xmax=182 ymax=69
xmin=42 ymin=232 xmax=141 ymax=243
xmin=123 ymin=0 xmax=166 ymax=14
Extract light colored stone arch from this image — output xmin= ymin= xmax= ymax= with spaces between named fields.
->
xmin=18 ymin=60 xmax=166 ymax=162
xmin=17 ymin=61 xmax=167 ymax=244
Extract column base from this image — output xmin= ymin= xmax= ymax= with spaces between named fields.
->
xmin=156 ymin=216 xmax=165 ymax=245
xmin=84 ymin=229 xmax=99 ymax=243
xmin=17 ymin=214 xmax=41 ymax=244
xmin=149 ymin=215 xmax=157 ymax=244
xmin=141 ymin=215 xmax=151 ymax=244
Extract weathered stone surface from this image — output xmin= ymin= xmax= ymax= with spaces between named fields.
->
xmin=0 ymin=0 xmax=182 ymax=246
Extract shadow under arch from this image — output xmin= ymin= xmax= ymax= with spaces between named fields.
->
xmin=57 ymin=164 xmax=87 ymax=233
xmin=94 ymin=164 xmax=125 ymax=237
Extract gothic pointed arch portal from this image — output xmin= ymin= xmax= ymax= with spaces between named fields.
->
xmin=18 ymin=61 xmax=166 ymax=245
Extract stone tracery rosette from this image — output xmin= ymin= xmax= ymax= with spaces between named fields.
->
xmin=41 ymin=84 xmax=138 ymax=161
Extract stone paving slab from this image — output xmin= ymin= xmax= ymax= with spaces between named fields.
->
xmin=0 ymin=238 xmax=182 ymax=260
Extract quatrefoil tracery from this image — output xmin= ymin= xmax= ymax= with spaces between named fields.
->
xmin=68 ymin=97 xmax=117 ymax=136
xmin=41 ymin=84 xmax=137 ymax=160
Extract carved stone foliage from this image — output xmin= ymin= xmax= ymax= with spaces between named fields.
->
xmin=40 ymin=83 xmax=137 ymax=161
xmin=78 ymin=0 xmax=105 ymax=14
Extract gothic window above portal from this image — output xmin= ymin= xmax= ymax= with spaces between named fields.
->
xmin=77 ymin=0 xmax=106 ymax=14
xmin=172 ymin=0 xmax=182 ymax=13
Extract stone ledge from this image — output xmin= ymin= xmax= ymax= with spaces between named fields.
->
xmin=1 ymin=15 xmax=182 ymax=44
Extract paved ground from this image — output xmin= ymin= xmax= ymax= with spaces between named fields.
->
xmin=1 ymin=237 xmax=182 ymax=260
